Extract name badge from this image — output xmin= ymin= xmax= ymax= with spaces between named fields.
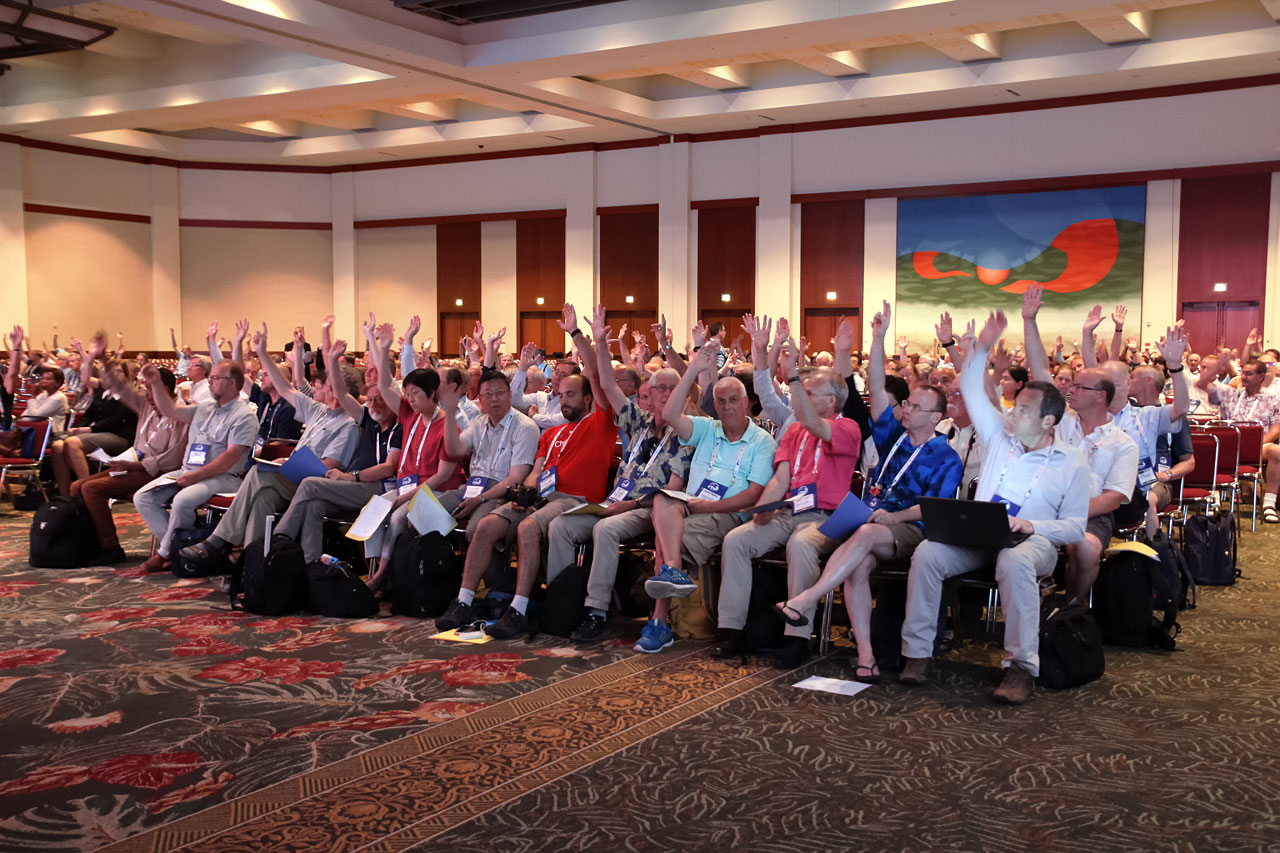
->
xmin=463 ymin=476 xmax=490 ymax=499
xmin=607 ymin=476 xmax=635 ymax=504
xmin=254 ymin=436 xmax=265 ymax=455
xmin=990 ymin=492 xmax=1022 ymax=518
xmin=186 ymin=443 xmax=210 ymax=467
xmin=1156 ymin=452 xmax=1172 ymax=473
xmin=1136 ymin=457 xmax=1158 ymax=489
xmin=398 ymin=474 xmax=419 ymax=496
xmin=789 ymin=483 xmax=817 ymax=514
xmin=695 ymin=480 xmax=726 ymax=501
xmin=381 ymin=478 xmax=397 ymax=493
xmin=538 ymin=466 xmax=557 ymax=497
xmin=866 ymin=494 xmax=883 ymax=512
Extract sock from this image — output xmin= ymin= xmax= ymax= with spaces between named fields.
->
xmin=457 ymin=588 xmax=475 ymax=606
xmin=511 ymin=595 xmax=529 ymax=615
xmin=204 ymin=535 xmax=225 ymax=549
xmin=589 ymin=608 xmax=606 ymax=619
xmin=1265 ymin=494 xmax=1277 ymax=509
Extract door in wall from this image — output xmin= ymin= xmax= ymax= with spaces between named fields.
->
xmin=1180 ymin=301 xmax=1261 ymax=356
xmin=802 ymin=307 xmax=861 ymax=359
xmin=439 ymin=312 xmax=480 ymax=359
xmin=519 ymin=312 xmax=565 ymax=357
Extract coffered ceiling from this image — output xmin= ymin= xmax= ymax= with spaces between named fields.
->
xmin=0 ymin=0 xmax=1277 ymax=165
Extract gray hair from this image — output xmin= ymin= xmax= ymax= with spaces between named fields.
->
xmin=800 ymin=366 xmax=848 ymax=410
xmin=192 ymin=356 xmax=212 ymax=374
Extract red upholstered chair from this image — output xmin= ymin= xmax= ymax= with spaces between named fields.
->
xmin=0 ymin=420 xmax=53 ymax=502
xmin=1180 ymin=431 xmax=1220 ymax=523
xmin=1232 ymin=422 xmax=1265 ymax=530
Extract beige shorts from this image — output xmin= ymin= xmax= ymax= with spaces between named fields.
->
xmin=489 ymin=492 xmax=581 ymax=541
xmin=885 ymin=522 xmax=926 ymax=562
xmin=681 ymin=512 xmax=742 ymax=571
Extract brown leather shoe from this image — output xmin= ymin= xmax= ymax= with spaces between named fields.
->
xmin=992 ymin=663 xmax=1035 ymax=705
xmin=899 ymin=656 xmax=930 ymax=686
xmin=140 ymin=553 xmax=170 ymax=574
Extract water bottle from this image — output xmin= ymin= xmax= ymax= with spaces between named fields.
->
xmin=319 ymin=554 xmax=342 ymax=568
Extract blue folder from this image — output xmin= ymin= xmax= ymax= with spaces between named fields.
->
xmin=817 ymin=493 xmax=874 ymax=540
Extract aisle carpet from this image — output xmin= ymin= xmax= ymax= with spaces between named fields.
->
xmin=0 ymin=504 xmax=1278 ymax=851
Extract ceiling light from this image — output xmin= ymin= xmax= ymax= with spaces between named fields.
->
xmin=536 ymin=297 xmax=545 ymax=305
xmin=720 ymin=293 xmax=731 ymax=303
xmin=455 ymin=298 xmax=464 ymax=306
xmin=625 ymin=295 xmax=634 ymax=304
xmin=1213 ymin=282 xmax=1228 ymax=293
xmin=826 ymin=291 xmax=837 ymax=301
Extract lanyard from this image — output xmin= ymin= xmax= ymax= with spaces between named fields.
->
xmin=627 ymin=425 xmax=673 ymax=478
xmin=479 ymin=414 xmax=511 ymax=467
xmin=991 ymin=441 xmax=1053 ymax=509
xmin=874 ymin=432 xmax=924 ymax=496
xmin=706 ymin=434 xmax=749 ymax=485
xmin=402 ymin=409 xmax=441 ymax=473
xmin=262 ymin=397 xmax=282 ymax=437
xmin=547 ymin=418 xmax=584 ymax=464
xmin=792 ymin=428 xmax=824 ymax=480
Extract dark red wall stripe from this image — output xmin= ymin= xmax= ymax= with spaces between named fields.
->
xmin=355 ymin=209 xmax=566 ymax=229
xmin=23 ymin=203 xmax=150 ymax=224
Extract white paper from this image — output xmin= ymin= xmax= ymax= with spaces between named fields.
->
xmin=346 ymin=492 xmax=397 ymax=542
xmin=658 ymin=489 xmax=696 ymax=503
xmin=793 ymin=675 xmax=872 ymax=697
xmin=91 ymin=446 xmax=140 ymax=476
xmin=563 ymin=502 xmax=610 ymax=516
xmin=407 ymin=486 xmax=457 ymax=537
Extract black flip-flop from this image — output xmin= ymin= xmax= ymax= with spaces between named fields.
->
xmin=852 ymin=663 xmax=882 ymax=685
xmin=771 ymin=602 xmax=809 ymax=628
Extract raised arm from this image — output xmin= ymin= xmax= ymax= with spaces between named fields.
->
xmin=170 ymin=327 xmax=180 ymax=359
xmin=101 ymin=363 xmax=146 ymax=414
xmin=5 ymin=326 xmax=24 ymax=395
xmin=1021 ymin=283 xmax=1052 ymax=383
xmin=1156 ymin=325 xmax=1190 ymax=423
xmin=1108 ymin=305 xmax=1127 ymax=361
xmin=73 ymin=336 xmax=97 ymax=391
xmin=231 ymin=318 xmax=249 ymax=370
xmin=960 ymin=311 xmax=1009 ymax=441
xmin=140 ymin=363 xmax=195 ymax=423
xmin=1081 ymin=304 xmax=1103 ymax=368
xmin=371 ymin=322 xmax=402 ymax=411
xmin=206 ymin=321 xmax=223 ymax=365
xmin=325 ymin=339 xmax=365 ymax=423
xmin=1244 ymin=327 xmax=1262 ymax=360
xmin=401 ymin=314 xmax=421 ymax=375
xmin=290 ymin=326 xmax=307 ymax=392
xmin=254 ymin=324 xmax=301 ymax=408
xmin=588 ymin=305 xmax=628 ymax=413
xmin=868 ymin=300 xmax=891 ymax=419
xmin=781 ymin=339 xmax=833 ymax=442
xmin=664 ymin=343 xmax=717 ymax=441
xmin=483 ymin=326 xmax=506 ymax=370
xmin=652 ymin=314 xmax=685 ymax=375
xmin=832 ymin=315 xmax=854 ymax=378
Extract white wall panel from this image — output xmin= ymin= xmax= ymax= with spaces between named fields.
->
xmin=597 ymin=146 xmax=660 ymax=207
xmin=179 ymin=169 xmax=333 ymax=222
xmin=21 ymin=147 xmax=150 ymax=214
xmin=353 ymin=155 xmax=574 ymax=220
xmin=690 ymin=137 xmax=758 ymax=201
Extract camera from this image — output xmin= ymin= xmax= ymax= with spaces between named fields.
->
xmin=505 ymin=484 xmax=540 ymax=509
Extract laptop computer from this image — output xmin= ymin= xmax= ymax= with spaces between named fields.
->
xmin=917 ymin=497 xmax=1029 ymax=550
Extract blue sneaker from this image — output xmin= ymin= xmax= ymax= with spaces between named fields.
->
xmin=634 ymin=618 xmax=674 ymax=654
xmin=644 ymin=565 xmax=698 ymax=599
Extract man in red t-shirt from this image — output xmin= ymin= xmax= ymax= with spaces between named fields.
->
xmin=465 ymin=304 xmax=618 ymax=640
xmin=364 ymin=322 xmax=464 ymax=589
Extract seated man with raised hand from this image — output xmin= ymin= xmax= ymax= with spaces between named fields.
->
xmin=50 ymin=334 xmax=138 ymax=496
xmin=362 ymin=318 xmax=465 ymax=589
xmin=1215 ymin=358 xmax=1280 ymax=522
xmin=5 ymin=326 xmax=69 ymax=434
xmin=133 ymin=359 xmax=258 ymax=573
xmin=901 ymin=310 xmax=1090 ymax=705
xmin=719 ymin=338 xmax=863 ymax=667
xmin=647 ymin=341 xmax=777 ymax=656
xmin=1129 ymin=360 xmax=1196 ymax=537
xmin=543 ymin=306 xmax=693 ymax=644
xmin=177 ymin=354 xmax=213 ymax=406
xmin=179 ymin=323 xmax=360 ymax=563
xmin=274 ymin=339 xmax=403 ymax=564
xmin=509 ymin=334 xmax=578 ymax=430
xmin=772 ymin=301 xmax=960 ymax=681
xmin=436 ymin=304 xmax=617 ymax=640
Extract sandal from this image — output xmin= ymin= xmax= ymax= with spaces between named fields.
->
xmin=178 ymin=541 xmax=215 ymax=562
xmin=1265 ymin=507 xmax=1279 ymax=524
xmin=771 ymin=602 xmax=810 ymax=628
xmin=852 ymin=663 xmax=882 ymax=685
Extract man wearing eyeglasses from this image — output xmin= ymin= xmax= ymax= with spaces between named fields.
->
xmin=133 ymin=359 xmax=258 ymax=573
xmin=769 ymin=301 xmax=959 ymax=680
xmin=1216 ymin=358 xmax=1280 ymax=522
xmin=551 ymin=306 xmax=695 ymax=647
xmin=901 ymin=309 xmax=1089 ymax=705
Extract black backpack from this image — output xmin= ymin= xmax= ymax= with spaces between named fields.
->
xmin=306 ymin=559 xmax=379 ymax=618
xmin=540 ymin=564 xmax=589 ymax=638
xmin=1183 ymin=512 xmax=1239 ymax=586
xmin=1093 ymin=549 xmax=1178 ymax=649
xmin=171 ymin=523 xmax=228 ymax=578
xmin=29 ymin=496 xmax=97 ymax=568
xmin=869 ymin=575 xmax=947 ymax=672
xmin=388 ymin=532 xmax=461 ymax=619
xmin=1145 ymin=530 xmax=1196 ymax=611
xmin=743 ymin=563 xmax=788 ymax=652
xmin=230 ymin=535 xmax=308 ymax=616
xmin=1037 ymin=593 xmax=1105 ymax=690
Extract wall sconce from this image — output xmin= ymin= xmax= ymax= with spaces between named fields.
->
xmin=625 ymin=295 xmax=634 ymax=304
xmin=455 ymin=298 xmax=464 ymax=306
xmin=1213 ymin=282 xmax=1228 ymax=293
xmin=826 ymin=291 xmax=837 ymax=301
xmin=536 ymin=297 xmax=545 ymax=305
xmin=720 ymin=293 xmax=731 ymax=303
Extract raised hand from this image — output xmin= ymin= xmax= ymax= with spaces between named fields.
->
xmin=1111 ymin=305 xmax=1127 ymax=328
xmin=691 ymin=320 xmax=708 ymax=349
xmin=206 ymin=321 xmax=219 ymax=342
xmin=690 ymin=339 xmax=719 ymax=372
xmin=977 ymin=310 xmax=1007 ymax=352
xmin=234 ymin=318 xmax=250 ymax=342
xmin=618 ymin=322 xmax=628 ymax=347
xmin=362 ymin=312 xmax=376 ymax=342
xmin=7 ymin=326 xmax=21 ymax=351
xmin=330 ymin=338 xmax=348 ymax=361
xmin=775 ymin=316 xmax=790 ymax=346
xmin=88 ymin=333 xmax=107 ymax=360
xmin=253 ymin=322 xmax=269 ymax=352
xmin=870 ymin=300 xmax=891 ymax=340
xmin=779 ymin=339 xmax=799 ymax=376
xmin=742 ymin=314 xmax=771 ymax=353
xmin=652 ymin=314 xmax=669 ymax=349
xmin=1055 ymin=335 xmax=1064 ymax=351
xmin=374 ymin=322 xmax=394 ymax=351
xmin=1246 ymin=327 xmax=1261 ymax=350
xmin=139 ymin=362 xmax=160 ymax=384
xmin=518 ymin=341 xmax=538 ymax=371
xmin=1021 ymin=283 xmax=1044 ymax=320
xmin=833 ymin=315 xmax=854 ymax=355
xmin=70 ymin=336 xmax=84 ymax=355
xmin=293 ymin=326 xmax=306 ymax=351
xmin=1156 ymin=324 xmax=1189 ymax=364
xmin=406 ymin=315 xmax=421 ymax=338
xmin=1083 ymin=304 xmax=1104 ymax=334
xmin=587 ymin=304 xmax=608 ymax=342
xmin=935 ymin=311 xmax=954 ymax=344
xmin=896 ymin=334 xmax=908 ymax=353
xmin=556 ymin=303 xmax=578 ymax=335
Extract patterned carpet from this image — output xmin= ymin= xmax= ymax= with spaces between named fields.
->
xmin=1 ymin=501 xmax=1278 ymax=851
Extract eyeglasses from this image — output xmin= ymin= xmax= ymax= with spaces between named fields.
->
xmin=649 ymin=384 xmax=677 ymax=393
xmin=1070 ymin=383 xmax=1106 ymax=392
xmin=209 ymin=375 xmax=237 ymax=383
xmin=899 ymin=400 xmax=944 ymax=414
